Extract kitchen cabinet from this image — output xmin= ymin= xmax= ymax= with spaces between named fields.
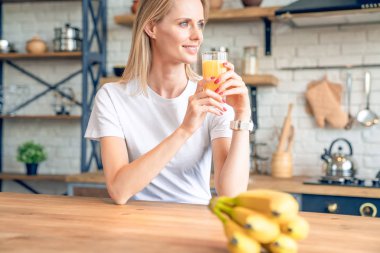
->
xmin=0 ymin=192 xmax=379 ymax=253
xmin=63 ymin=172 xmax=380 ymax=217
xmin=0 ymin=0 xmax=107 ymax=189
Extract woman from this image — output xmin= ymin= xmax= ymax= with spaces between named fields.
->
xmin=85 ymin=0 xmax=253 ymax=205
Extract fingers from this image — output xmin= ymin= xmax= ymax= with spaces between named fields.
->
xmin=217 ymin=78 xmax=246 ymax=95
xmin=198 ymin=97 xmax=226 ymax=112
xmin=193 ymin=88 xmax=224 ymax=103
xmin=220 ymin=86 xmax=248 ymax=97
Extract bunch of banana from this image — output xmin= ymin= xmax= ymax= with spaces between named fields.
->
xmin=209 ymin=189 xmax=310 ymax=253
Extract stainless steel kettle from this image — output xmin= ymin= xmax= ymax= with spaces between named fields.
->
xmin=321 ymin=138 xmax=356 ymax=178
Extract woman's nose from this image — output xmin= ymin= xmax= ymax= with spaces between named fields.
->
xmin=190 ymin=27 xmax=203 ymax=41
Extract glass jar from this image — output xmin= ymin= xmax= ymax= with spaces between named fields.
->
xmin=243 ymin=46 xmax=258 ymax=75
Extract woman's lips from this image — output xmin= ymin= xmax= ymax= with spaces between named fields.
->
xmin=183 ymin=45 xmax=198 ymax=54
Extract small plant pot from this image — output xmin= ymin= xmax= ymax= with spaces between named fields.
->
xmin=26 ymin=163 xmax=39 ymax=175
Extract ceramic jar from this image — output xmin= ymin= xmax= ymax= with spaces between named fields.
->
xmin=210 ymin=0 xmax=223 ymax=10
xmin=26 ymin=36 xmax=47 ymax=54
xmin=241 ymin=0 xmax=263 ymax=7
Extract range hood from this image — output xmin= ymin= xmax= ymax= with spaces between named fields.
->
xmin=276 ymin=0 xmax=380 ymax=15
xmin=275 ymin=0 xmax=380 ymax=26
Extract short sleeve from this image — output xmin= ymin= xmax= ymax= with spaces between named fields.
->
xmin=84 ymin=86 xmax=124 ymax=141
xmin=209 ymin=105 xmax=235 ymax=140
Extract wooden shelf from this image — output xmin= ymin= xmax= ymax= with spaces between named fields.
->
xmin=242 ymin=74 xmax=278 ymax=87
xmin=114 ymin=6 xmax=281 ymax=26
xmin=0 ymin=173 xmax=67 ymax=182
xmin=101 ymin=74 xmax=278 ymax=87
xmin=1 ymin=0 xmax=80 ymax=3
xmin=0 ymin=115 xmax=81 ymax=119
xmin=0 ymin=52 xmax=81 ymax=60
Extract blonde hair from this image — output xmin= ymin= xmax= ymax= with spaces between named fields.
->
xmin=121 ymin=0 xmax=209 ymax=93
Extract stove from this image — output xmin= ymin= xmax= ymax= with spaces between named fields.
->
xmin=304 ymin=176 xmax=380 ymax=188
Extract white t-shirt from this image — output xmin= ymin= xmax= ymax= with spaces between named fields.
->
xmin=85 ymin=79 xmax=234 ymax=204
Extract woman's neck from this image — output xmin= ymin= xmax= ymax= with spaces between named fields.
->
xmin=148 ymin=62 xmax=188 ymax=99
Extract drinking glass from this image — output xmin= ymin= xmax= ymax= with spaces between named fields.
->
xmin=201 ymin=51 xmax=228 ymax=91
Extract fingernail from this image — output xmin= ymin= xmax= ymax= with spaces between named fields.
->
xmin=215 ymin=88 xmax=220 ymax=93
xmin=222 ymin=98 xmax=226 ymax=103
xmin=210 ymin=76 xmax=215 ymax=80
xmin=214 ymin=78 xmax=220 ymax=84
xmin=223 ymin=62 xmax=227 ymax=66
xmin=223 ymin=107 xmax=227 ymax=112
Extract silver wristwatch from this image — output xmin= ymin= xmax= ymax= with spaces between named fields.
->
xmin=230 ymin=120 xmax=254 ymax=132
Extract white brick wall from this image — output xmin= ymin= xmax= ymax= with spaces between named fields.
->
xmin=2 ymin=0 xmax=380 ymax=194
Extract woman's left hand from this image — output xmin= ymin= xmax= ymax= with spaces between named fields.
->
xmin=214 ymin=62 xmax=251 ymax=119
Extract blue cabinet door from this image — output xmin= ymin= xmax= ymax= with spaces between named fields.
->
xmin=302 ymin=194 xmax=380 ymax=218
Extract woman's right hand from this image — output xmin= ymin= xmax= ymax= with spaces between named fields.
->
xmin=180 ymin=79 xmax=226 ymax=135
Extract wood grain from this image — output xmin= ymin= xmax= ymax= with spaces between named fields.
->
xmin=114 ymin=6 xmax=280 ymax=26
xmin=0 ymin=192 xmax=379 ymax=253
xmin=0 ymin=52 xmax=81 ymax=60
xmin=66 ymin=172 xmax=380 ymax=199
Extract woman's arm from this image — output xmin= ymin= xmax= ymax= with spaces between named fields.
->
xmin=100 ymin=128 xmax=191 ymax=205
xmin=100 ymin=82 xmax=225 ymax=205
xmin=211 ymin=62 xmax=252 ymax=196
xmin=212 ymin=112 xmax=251 ymax=197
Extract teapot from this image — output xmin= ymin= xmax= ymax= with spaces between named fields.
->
xmin=320 ymin=138 xmax=356 ymax=178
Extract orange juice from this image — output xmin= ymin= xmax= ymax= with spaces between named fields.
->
xmin=202 ymin=60 xmax=227 ymax=91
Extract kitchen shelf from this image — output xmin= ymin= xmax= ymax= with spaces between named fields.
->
xmin=0 ymin=52 xmax=82 ymax=60
xmin=0 ymin=0 xmax=79 ymax=3
xmin=0 ymin=115 xmax=81 ymax=119
xmin=100 ymin=74 xmax=278 ymax=87
xmin=0 ymin=173 xmax=67 ymax=182
xmin=114 ymin=6 xmax=281 ymax=26
xmin=242 ymin=74 xmax=278 ymax=87
xmin=281 ymin=63 xmax=380 ymax=71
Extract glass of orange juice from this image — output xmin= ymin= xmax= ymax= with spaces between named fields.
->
xmin=202 ymin=51 xmax=228 ymax=91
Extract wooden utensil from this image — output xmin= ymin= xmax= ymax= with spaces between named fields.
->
xmin=287 ymin=125 xmax=295 ymax=153
xmin=277 ymin=103 xmax=293 ymax=152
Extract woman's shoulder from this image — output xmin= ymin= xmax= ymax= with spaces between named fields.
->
xmin=100 ymin=79 xmax=141 ymax=96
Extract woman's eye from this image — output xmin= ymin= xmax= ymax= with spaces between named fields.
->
xmin=198 ymin=22 xmax=205 ymax=29
xmin=179 ymin=21 xmax=189 ymax=27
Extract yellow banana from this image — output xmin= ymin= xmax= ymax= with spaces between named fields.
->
xmin=218 ymin=189 xmax=299 ymax=224
xmin=217 ymin=203 xmax=280 ymax=243
xmin=210 ymin=204 xmax=261 ymax=253
xmin=281 ymin=215 xmax=309 ymax=241
xmin=224 ymin=221 xmax=261 ymax=253
xmin=266 ymin=234 xmax=298 ymax=253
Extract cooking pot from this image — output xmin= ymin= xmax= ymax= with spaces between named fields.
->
xmin=321 ymin=138 xmax=356 ymax=178
xmin=53 ymin=38 xmax=81 ymax=52
xmin=54 ymin=23 xmax=81 ymax=39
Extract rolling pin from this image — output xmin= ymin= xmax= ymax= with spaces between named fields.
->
xmin=277 ymin=103 xmax=293 ymax=152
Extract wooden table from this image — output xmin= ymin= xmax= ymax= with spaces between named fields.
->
xmin=0 ymin=193 xmax=379 ymax=253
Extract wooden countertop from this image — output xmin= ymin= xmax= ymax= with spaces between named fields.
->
xmin=64 ymin=172 xmax=380 ymax=199
xmin=0 ymin=192 xmax=379 ymax=253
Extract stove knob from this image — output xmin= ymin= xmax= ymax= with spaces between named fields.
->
xmin=360 ymin=203 xmax=377 ymax=217
xmin=327 ymin=203 xmax=338 ymax=213
xmin=357 ymin=179 xmax=365 ymax=186
xmin=372 ymin=179 xmax=380 ymax=187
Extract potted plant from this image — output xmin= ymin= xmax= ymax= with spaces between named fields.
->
xmin=17 ymin=141 xmax=47 ymax=175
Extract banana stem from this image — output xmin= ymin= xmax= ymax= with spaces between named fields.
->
xmin=213 ymin=207 xmax=228 ymax=224
xmin=216 ymin=201 xmax=233 ymax=216
xmin=217 ymin=196 xmax=236 ymax=206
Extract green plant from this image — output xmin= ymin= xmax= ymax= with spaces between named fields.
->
xmin=17 ymin=141 xmax=47 ymax=164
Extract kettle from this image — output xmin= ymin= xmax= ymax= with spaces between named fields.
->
xmin=321 ymin=138 xmax=356 ymax=178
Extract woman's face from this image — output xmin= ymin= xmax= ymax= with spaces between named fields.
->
xmin=149 ymin=0 xmax=205 ymax=65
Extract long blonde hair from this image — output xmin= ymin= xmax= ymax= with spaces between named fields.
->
xmin=121 ymin=0 xmax=209 ymax=93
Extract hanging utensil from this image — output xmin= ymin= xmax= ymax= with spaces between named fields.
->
xmin=344 ymin=73 xmax=354 ymax=130
xmin=356 ymin=72 xmax=379 ymax=127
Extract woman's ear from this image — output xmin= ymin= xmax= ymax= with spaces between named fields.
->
xmin=144 ymin=21 xmax=157 ymax=39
